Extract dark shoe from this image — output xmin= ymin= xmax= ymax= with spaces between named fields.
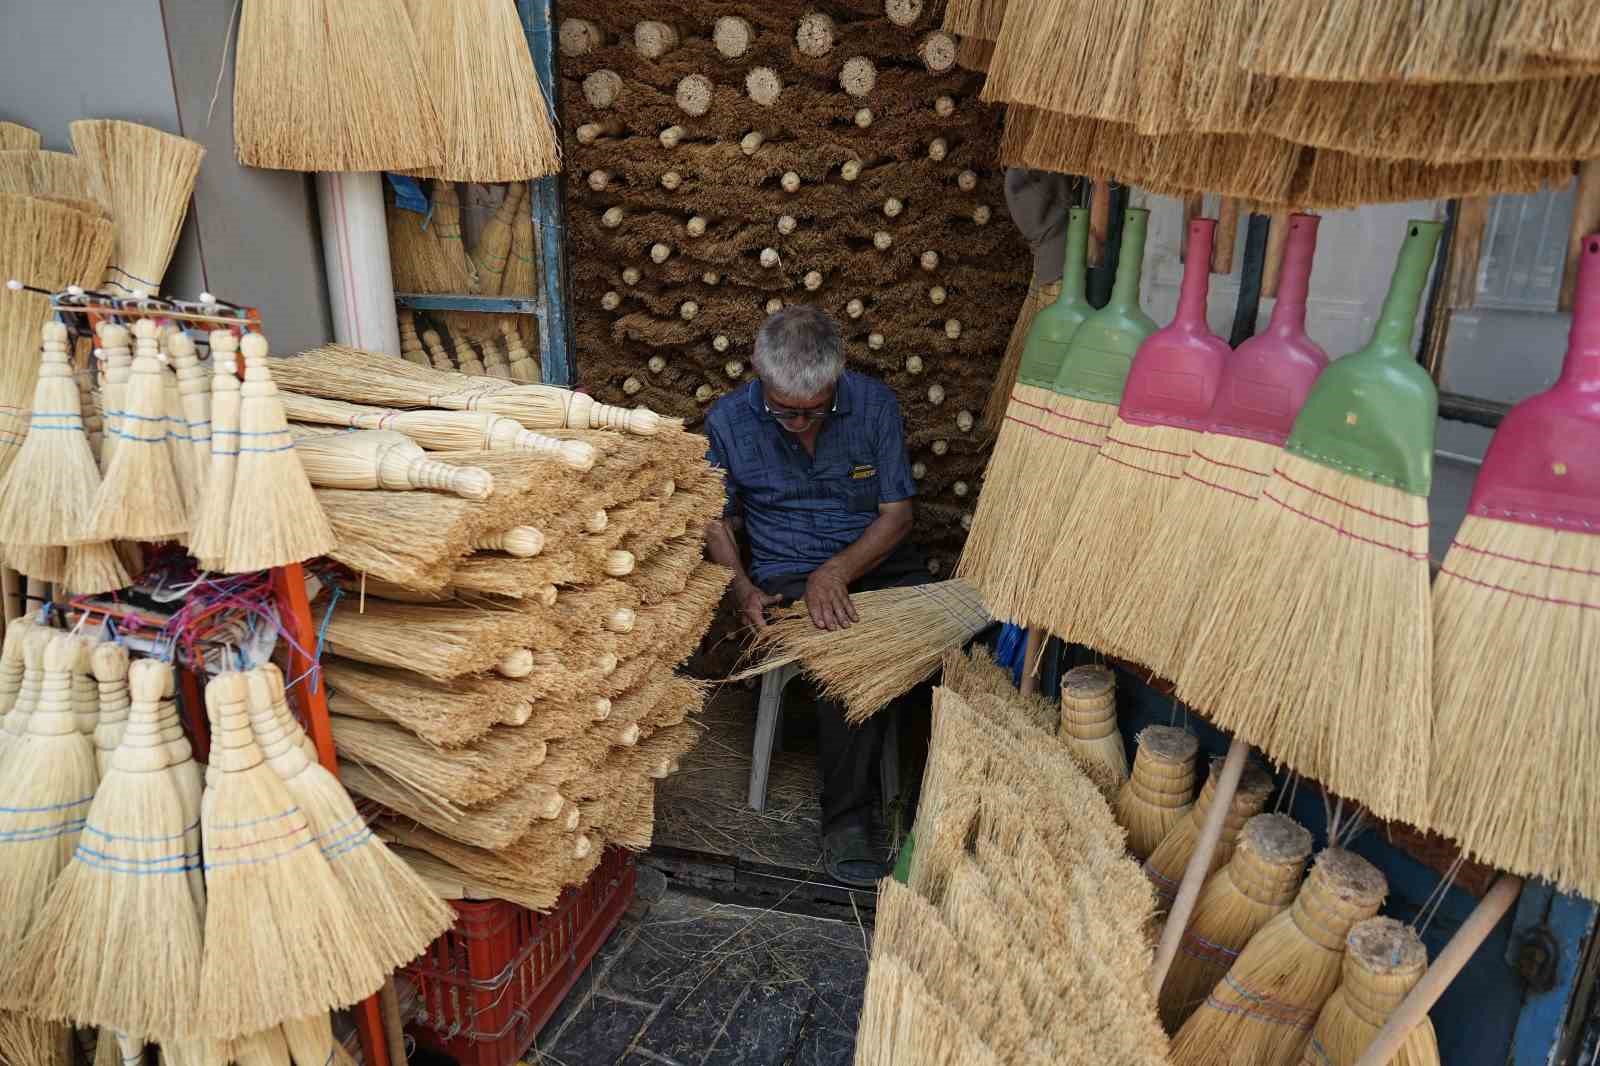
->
xmin=822 ymin=823 xmax=887 ymax=888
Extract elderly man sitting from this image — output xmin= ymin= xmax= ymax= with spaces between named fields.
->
xmin=704 ymin=305 xmax=930 ymax=887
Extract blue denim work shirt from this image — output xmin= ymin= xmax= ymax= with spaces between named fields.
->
xmin=705 ymin=371 xmax=917 ymax=586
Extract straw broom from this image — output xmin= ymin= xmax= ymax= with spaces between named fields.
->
xmin=0 ymin=616 xmax=30 ymax=720
xmin=280 ymin=392 xmax=594 ymax=468
xmin=88 ymin=318 xmax=187 ymax=541
xmin=980 ymin=0 xmax=1151 ymax=123
xmin=170 ymin=330 xmax=212 ymax=509
xmin=70 ymin=121 xmax=203 ymax=295
xmin=1116 ymin=725 xmax=1198 ymax=861
xmin=960 ymin=208 xmax=1157 ymax=625
xmin=426 ymin=184 xmax=477 ymax=292
xmin=293 ymin=429 xmax=494 ymax=498
xmin=1299 ymin=918 xmax=1438 ymax=1066
xmin=501 ymin=322 xmax=538 ymax=383
xmin=1034 ymin=217 xmax=1230 ymax=641
xmin=5 ymin=657 xmax=203 ymax=1042
xmin=387 ymin=196 xmax=472 ymax=295
xmin=222 ymin=333 xmax=337 ymax=572
xmin=94 ymin=323 xmax=132 ymax=473
xmin=0 ymin=123 xmax=40 ymax=151
xmin=732 ymin=579 xmax=992 ymax=722
xmin=90 ymin=642 xmax=130 ymax=776
xmin=939 ymin=647 xmax=1061 ymax=737
xmin=189 ymin=332 xmax=241 ymax=569
xmin=1145 ymin=757 xmax=1274 ymax=914
xmin=316 ymin=489 xmax=493 ymax=593
xmin=0 ymin=194 xmax=115 ymax=479
xmin=344 ymin=762 xmax=563 ymax=851
xmin=1289 ymin=153 xmax=1570 ymax=211
xmin=0 ymin=1013 xmax=70 ymax=1066
xmin=233 ymin=0 xmax=442 ymax=173
xmin=320 ymin=598 xmax=540 ymax=681
xmin=1170 ymin=848 xmax=1387 ymax=1066
xmin=280 ymin=1016 xmax=356 ymax=1066
xmin=1429 ymin=232 xmax=1600 ymax=899
xmin=68 ymin=634 xmax=99 ymax=738
xmin=328 ymin=710 xmax=548 ymax=806
xmin=0 ymin=322 xmax=104 ymax=553
xmin=160 ymin=331 xmax=202 ymax=521
xmin=244 ymin=665 xmax=453 ymax=970
xmin=273 ymin=344 xmax=661 ymax=434
xmin=0 ymin=150 xmax=93 ymax=199
xmin=1496 ymin=0 xmax=1600 ymax=63
xmin=322 ymin=659 xmax=519 ymax=748
xmin=501 ymin=200 xmax=535 ymax=299
xmin=472 ymin=184 xmax=524 ymax=295
xmin=1097 ymin=214 xmax=1327 ymax=682
xmin=197 ymin=671 xmax=387 ymax=1039
xmin=151 ymin=665 xmax=206 ymax=918
xmin=1057 ymin=664 xmax=1129 ymax=799
xmin=0 ymin=633 xmax=100 ymax=966
xmin=855 ymin=954 xmax=1006 ymax=1066
xmin=1158 ymin=812 xmax=1312 ymax=1033
xmin=0 ymin=624 xmax=51 ymax=758
xmin=1177 ymin=222 xmax=1442 ymax=825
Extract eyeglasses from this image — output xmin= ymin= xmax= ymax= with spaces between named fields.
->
xmin=762 ymin=393 xmax=836 ymax=424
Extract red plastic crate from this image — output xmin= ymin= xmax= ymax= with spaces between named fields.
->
xmin=404 ymin=848 xmax=637 ymax=1066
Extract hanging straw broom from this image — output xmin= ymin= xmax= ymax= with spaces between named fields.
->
xmin=0 ymin=322 xmax=105 ymax=554
xmin=501 ymin=198 xmax=536 ymax=300
xmin=280 ymin=1016 xmax=356 ymax=1066
xmin=959 ymin=208 xmax=1156 ymax=625
xmin=170 ymin=330 xmax=212 ymax=507
xmin=293 ymin=429 xmax=494 ymax=498
xmin=1169 ymin=848 xmax=1387 ymax=1066
xmin=222 ymin=332 xmax=337 ymax=572
xmin=273 ymin=344 xmax=662 ymax=434
xmin=979 ymin=0 xmax=1152 ymax=123
xmin=0 ymin=633 xmax=100 ymax=965
xmin=197 ymin=671 xmax=387 ymax=1039
xmin=1158 ymin=812 xmax=1312 ymax=1032
xmin=94 ymin=322 xmax=132 ymax=473
xmin=160 ymin=331 xmax=202 ymax=522
xmin=1429 ymin=231 xmax=1600 ymax=899
xmin=406 ymin=0 xmax=562 ymax=182
xmin=472 ymin=184 xmax=524 ymax=295
xmin=1289 ymin=153 xmax=1570 ymax=211
xmin=387 ymin=196 xmax=472 ymax=295
xmin=425 ymin=184 xmax=477 ymax=292
xmin=88 ymin=318 xmax=187 ymax=541
xmin=90 ymin=641 xmax=129 ymax=776
xmin=68 ymin=634 xmax=99 ymax=738
xmin=233 ymin=0 xmax=443 ymax=172
xmin=1056 ymin=664 xmax=1129 ymax=798
xmin=151 ymin=666 xmax=206 ymax=917
xmin=0 ymin=123 xmax=40 ymax=151
xmin=0 ymin=624 xmax=51 ymax=757
xmin=1177 ymin=221 xmax=1442 ymax=826
xmin=0 ymin=616 xmax=30 ymax=720
xmin=70 ymin=120 xmax=203 ymax=295
xmin=1116 ymin=725 xmax=1198 ymax=861
xmin=280 ymin=392 xmax=594 ymax=468
xmin=0 ymin=150 xmax=93 ymax=200
xmin=0 ymin=194 xmax=115 ymax=479
xmin=1098 ymin=214 xmax=1327 ymax=682
xmin=189 ymin=332 xmax=241 ymax=568
xmin=1299 ymin=917 xmax=1438 ymax=1066
xmin=1034 ymin=217 xmax=1231 ymax=641
xmin=1145 ymin=757 xmax=1273 ymax=914
xmin=731 ymin=579 xmax=992 ymax=722
xmin=244 ymin=665 xmax=453 ymax=970
xmin=5 ymin=657 xmax=203 ymax=1043
xmin=1496 ymin=1 xmax=1600 ymax=64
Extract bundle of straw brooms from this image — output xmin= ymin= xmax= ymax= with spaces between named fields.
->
xmin=966 ymin=0 xmax=1590 ymax=208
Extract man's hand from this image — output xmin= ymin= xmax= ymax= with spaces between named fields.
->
xmin=805 ymin=563 xmax=858 ymax=631
xmin=735 ymin=579 xmax=782 ymax=630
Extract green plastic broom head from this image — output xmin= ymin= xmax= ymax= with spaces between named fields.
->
xmin=1018 ymin=207 xmax=1094 ymax=390
xmin=1051 ymin=208 xmax=1159 ymax=405
xmin=1285 ymin=220 xmax=1443 ymax=497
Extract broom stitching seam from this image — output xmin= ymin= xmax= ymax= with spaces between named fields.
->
xmin=1001 ymin=414 xmax=1103 ymax=449
xmin=74 ymin=840 xmax=198 ymax=867
xmin=82 ymin=818 xmax=199 ymax=843
xmin=0 ymin=819 xmax=87 ymax=841
xmin=71 ymin=851 xmax=196 ymax=875
xmin=0 ymin=793 xmax=94 ymax=813
xmin=1183 ymin=471 xmax=1257 ymax=500
xmin=1274 ymin=467 xmax=1428 ymax=528
xmin=1286 ymin=449 xmax=1421 ymax=492
xmin=1105 ymin=435 xmax=1190 ymax=459
xmin=206 ymin=805 xmax=302 ymax=830
xmin=1193 ymin=451 xmax=1271 ymax=477
xmin=1450 ymin=540 xmax=1600 ymax=576
xmin=1099 ymin=451 xmax=1181 ymax=480
xmin=1009 ymin=396 xmax=1113 ymax=430
xmin=1263 ymin=492 xmax=1430 ymax=559
xmin=204 ymin=829 xmax=320 ymax=869
xmin=1207 ymin=975 xmax=1319 ymax=1027
xmin=1438 ymin=566 xmax=1600 ymax=611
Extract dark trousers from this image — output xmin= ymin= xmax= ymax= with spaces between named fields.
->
xmin=761 ymin=543 xmax=931 ymax=835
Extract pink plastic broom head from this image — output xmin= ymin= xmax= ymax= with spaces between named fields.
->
xmin=1204 ymin=214 xmax=1329 ymax=445
xmin=1468 ymin=232 xmax=1600 ymax=532
xmin=1118 ymin=218 xmax=1231 ymax=430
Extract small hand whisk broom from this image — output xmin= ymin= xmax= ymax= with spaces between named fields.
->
xmin=153 ymin=664 xmax=206 ymax=920
xmin=1097 ymin=214 xmax=1327 ymax=681
xmin=89 ymin=318 xmax=188 ymax=541
xmin=1298 ymin=917 xmax=1439 ymax=1066
xmin=5 ymin=658 xmax=204 ymax=1043
xmin=1034 ymin=217 xmax=1232 ymax=641
xmin=1055 ymin=663 xmax=1129 ymax=799
xmin=0 ymin=616 xmax=31 ymax=720
xmin=1145 ymin=757 xmax=1274 ymax=915
xmin=188 ymin=331 xmax=241 ymax=569
xmin=222 ymin=333 xmax=337 ymax=572
xmin=472 ymin=184 xmax=524 ymax=295
xmin=1169 ymin=848 xmax=1388 ymax=1066
xmin=1116 ymin=724 xmax=1199 ymax=861
xmin=1177 ymin=221 xmax=1443 ymax=826
xmin=1158 ymin=812 xmax=1313 ymax=1033
xmin=90 ymin=641 xmax=130 ymax=777
xmin=244 ymin=664 xmax=454 ymax=971
xmin=0 ymin=623 xmax=51 ymax=759
xmin=292 ymin=428 xmax=494 ymax=498
xmin=170 ymin=329 xmax=212 ymax=513
xmin=1429 ymin=231 xmax=1600 ymax=900
xmin=501 ymin=194 xmax=536 ymax=299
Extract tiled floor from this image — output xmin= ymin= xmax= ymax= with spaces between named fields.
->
xmin=530 ymin=869 xmax=870 ymax=1066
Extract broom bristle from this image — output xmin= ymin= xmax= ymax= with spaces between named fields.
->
xmin=189 ymin=332 xmax=241 ymax=567
xmin=89 ymin=319 xmax=187 ymax=540
xmin=0 ymin=123 xmax=41 ymax=151
xmin=322 ymin=596 xmax=541 ymax=681
xmin=1289 ymin=151 xmax=1571 ymax=210
xmin=472 ymin=184 xmax=524 ymax=295
xmin=329 ymin=709 xmax=550 ymax=806
xmin=323 ymin=658 xmax=525 ymax=748
xmin=8 ymin=657 xmax=203 ymax=1043
xmin=1034 ymin=420 xmax=1201 ymax=642
xmin=1115 ymin=725 xmax=1198 ymax=860
xmin=501 ymin=198 xmax=536 ymax=298
xmin=1430 ymin=513 xmax=1600 ymax=898
xmin=0 ymin=150 xmax=93 ymax=200
xmin=0 ymin=1012 xmax=70 ymax=1066
xmin=1176 ymin=453 xmax=1432 ymax=824
xmin=1158 ymin=812 xmax=1312 ymax=1033
xmin=1300 ymin=917 xmax=1437 ymax=1066
xmin=233 ymin=0 xmax=444 ymax=172
xmin=1094 ymin=434 xmax=1280 ymax=680
xmin=406 ymin=0 xmax=561 ymax=182
xmin=981 ymin=280 xmax=1060 ymax=435
xmin=222 ymin=333 xmax=336 ymax=572
xmin=1144 ymin=758 xmax=1275 ymax=914
xmin=980 ymin=0 xmax=1149 ymax=122
xmin=281 ymin=1015 xmax=356 ymax=1066
xmin=1496 ymin=0 xmax=1600 ymax=63
xmin=1056 ymin=664 xmax=1130 ymax=799
xmin=0 ymin=322 xmax=103 ymax=548
xmin=1170 ymin=848 xmax=1386 ymax=1066
xmin=69 ymin=120 xmax=203 ymax=294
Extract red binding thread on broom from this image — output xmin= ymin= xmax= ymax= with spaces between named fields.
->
xmin=1104 ymin=434 xmax=1190 ymax=459
xmin=1099 ymin=451 xmax=1181 ymax=480
xmin=1003 ymin=413 xmax=1104 ymax=449
xmin=1183 ymin=471 xmax=1258 ymax=500
xmin=1448 ymin=541 xmax=1600 ymax=578
xmin=1193 ymin=451 xmax=1271 ymax=478
xmin=1437 ymin=567 xmax=1600 ymax=611
xmin=1273 ymin=467 xmax=1429 ymax=528
xmin=1204 ymin=975 xmax=1320 ymax=1029
xmin=1262 ymin=492 xmax=1430 ymax=560
xmin=1009 ymin=395 xmax=1114 ymax=430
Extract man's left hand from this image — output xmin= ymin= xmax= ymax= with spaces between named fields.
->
xmin=805 ymin=564 xmax=858 ymax=631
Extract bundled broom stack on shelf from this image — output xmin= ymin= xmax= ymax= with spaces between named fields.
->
xmin=543 ymin=0 xmax=1030 ymax=575
xmin=265 ymin=342 xmax=732 ymax=911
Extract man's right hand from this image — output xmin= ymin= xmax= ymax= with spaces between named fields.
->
xmin=735 ymin=579 xmax=783 ymax=630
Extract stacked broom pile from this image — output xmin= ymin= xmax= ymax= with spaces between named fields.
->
xmin=264 ymin=342 xmax=731 ymax=910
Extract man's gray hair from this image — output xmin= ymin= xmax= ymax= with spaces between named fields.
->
xmin=752 ymin=305 xmax=845 ymax=398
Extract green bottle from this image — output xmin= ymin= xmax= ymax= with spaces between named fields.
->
xmin=1016 ymin=207 xmax=1095 ymax=392
xmin=1285 ymin=220 xmax=1443 ymax=496
xmin=1051 ymin=208 xmax=1159 ymax=405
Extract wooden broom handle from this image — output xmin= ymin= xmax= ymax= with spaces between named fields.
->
xmin=1020 ymin=626 xmax=1044 ymax=696
xmin=1211 ymin=199 xmax=1241 ymax=274
xmin=1150 ymin=736 xmax=1251 ymax=996
xmin=1262 ymin=209 xmax=1291 ymax=297
xmin=1350 ymin=874 xmax=1523 ymax=1066
xmin=1561 ymin=162 xmax=1600 ymax=312
xmin=1088 ymin=181 xmax=1112 ymax=267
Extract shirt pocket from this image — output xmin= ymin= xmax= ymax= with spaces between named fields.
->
xmin=843 ymin=465 xmax=881 ymax=514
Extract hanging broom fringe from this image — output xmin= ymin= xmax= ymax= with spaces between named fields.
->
xmin=69 ymin=120 xmax=204 ymax=294
xmin=1289 ymin=151 xmax=1571 ymax=210
xmin=1496 ymin=0 xmax=1600 ymax=63
xmin=982 ymin=0 xmax=1150 ymax=123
